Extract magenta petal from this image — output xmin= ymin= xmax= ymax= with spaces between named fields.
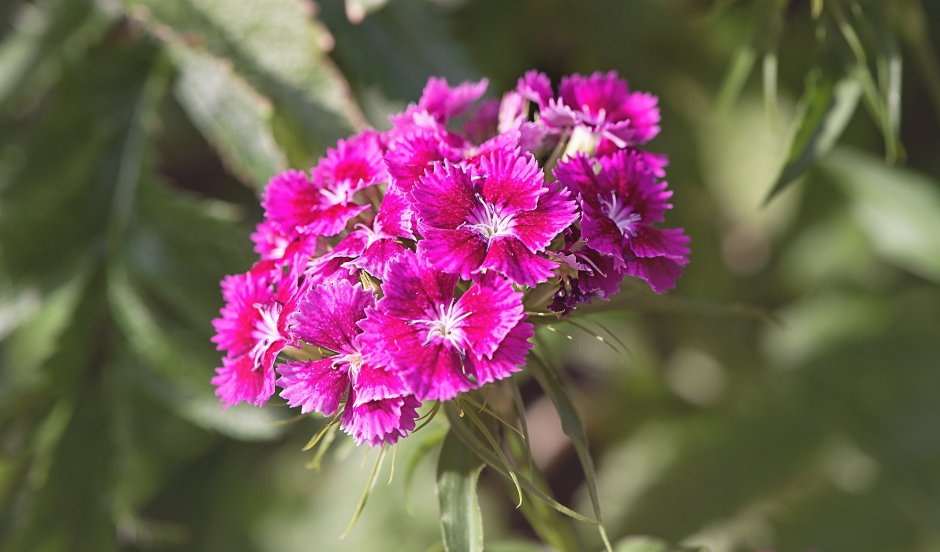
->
xmin=398 ymin=338 xmax=474 ymax=401
xmin=341 ymin=393 xmax=420 ymax=447
xmin=480 ymin=237 xmax=557 ymax=287
xmin=417 ymin=227 xmax=487 ymax=280
xmin=623 ymin=256 xmax=685 ymax=294
xmin=579 ymin=200 xmax=628 ymax=260
xmin=630 ymin=226 xmax=690 ymax=261
xmin=351 ymin=237 xmax=408 ymax=280
xmin=299 ymin=202 xmax=369 ymax=237
xmin=553 ymin=154 xmax=599 ymax=198
xmin=477 ymin=149 xmax=544 ymax=212
xmin=352 ymin=362 xmax=409 ymax=406
xmin=291 ymin=280 xmax=374 ymax=353
xmin=212 ymin=354 xmax=276 ymax=407
xmin=413 ymin=161 xmax=476 ymax=230
xmin=375 ymin=184 xmax=415 ymax=238
xmin=456 ymin=273 xmax=524 ymax=358
xmin=622 ymin=91 xmax=661 ymax=143
xmin=378 ymin=252 xmax=459 ymax=320
xmin=512 ymin=185 xmax=578 ymax=252
xmin=365 ymin=309 xmax=473 ymax=401
xmin=418 ymin=77 xmax=489 ymax=121
xmin=517 ymin=70 xmax=553 ymax=107
xmin=467 ymin=320 xmax=533 ymax=386
xmin=276 ymin=358 xmax=347 ymax=415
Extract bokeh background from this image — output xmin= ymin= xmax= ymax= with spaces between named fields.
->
xmin=2 ymin=0 xmax=940 ymax=550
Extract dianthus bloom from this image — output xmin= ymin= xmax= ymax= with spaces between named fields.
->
xmin=210 ymin=70 xmax=688 ymax=447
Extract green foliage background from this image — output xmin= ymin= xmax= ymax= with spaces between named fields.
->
xmin=2 ymin=0 xmax=940 ymax=550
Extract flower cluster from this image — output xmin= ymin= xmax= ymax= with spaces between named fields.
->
xmin=211 ymin=71 xmax=689 ymax=446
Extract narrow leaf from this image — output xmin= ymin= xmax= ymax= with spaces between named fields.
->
xmin=764 ymin=71 xmax=861 ymax=204
xmin=529 ymin=349 xmax=612 ymax=552
xmin=436 ymin=430 xmax=485 ymax=552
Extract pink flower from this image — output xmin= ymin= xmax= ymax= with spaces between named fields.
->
xmin=549 ymin=228 xmax=626 ymax=314
xmin=417 ymin=77 xmax=489 ymax=122
xmin=360 ymin=252 xmax=532 ymax=401
xmin=412 ymin=148 xmax=577 ymax=286
xmin=329 ymin=185 xmax=414 ymax=280
xmin=210 ymin=263 xmax=295 ymax=406
xmin=262 ymin=131 xmax=386 ymax=237
xmin=554 ymin=150 xmax=689 ymax=293
xmin=277 ymin=280 xmax=419 ymax=446
xmin=543 ymin=71 xmax=661 ymax=150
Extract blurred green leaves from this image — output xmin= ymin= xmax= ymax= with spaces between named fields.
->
xmin=1 ymin=0 xmax=940 ymax=551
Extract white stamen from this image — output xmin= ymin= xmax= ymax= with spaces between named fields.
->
xmin=466 ymin=193 xmax=514 ymax=239
xmin=598 ymin=191 xmax=641 ymax=238
xmin=249 ymin=303 xmax=282 ymax=370
xmin=409 ymin=300 xmax=472 ymax=351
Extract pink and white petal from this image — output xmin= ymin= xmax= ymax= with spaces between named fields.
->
xmin=393 ymin=338 xmax=475 ymax=401
xmin=275 ymin=358 xmax=347 ymax=415
xmin=579 ymin=200 xmax=628 ymax=261
xmin=291 ymin=280 xmax=374 ymax=353
xmin=512 ymin=185 xmax=578 ymax=252
xmin=341 ymin=394 xmax=420 ymax=447
xmin=477 ymin=149 xmax=543 ymax=212
xmin=379 ymin=252 xmax=459 ymax=319
xmin=412 ymin=161 xmax=476 ymax=230
xmin=480 ymin=237 xmax=557 ymax=287
xmin=375 ymin=184 xmax=415 ymax=238
xmin=417 ymin=228 xmax=487 ymax=280
xmin=630 ymin=226 xmax=690 ymax=261
xmin=297 ymin=202 xmax=369 ymax=237
xmin=352 ymin=361 xmax=410 ymax=406
xmin=623 ymin=256 xmax=686 ymax=294
xmin=467 ymin=320 xmax=533 ymax=386
xmin=457 ymin=273 xmax=524 ymax=358
xmin=212 ymin=354 xmax=276 ymax=408
xmin=262 ymin=169 xmax=321 ymax=235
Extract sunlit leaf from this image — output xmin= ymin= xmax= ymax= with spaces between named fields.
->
xmin=121 ymin=0 xmax=365 ymax=158
xmin=172 ymin=46 xmax=288 ymax=188
xmin=822 ymin=148 xmax=940 ymax=283
xmin=436 ymin=430 xmax=486 ymax=552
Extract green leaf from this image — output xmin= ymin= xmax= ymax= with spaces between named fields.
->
xmin=613 ymin=536 xmax=709 ymax=552
xmin=764 ymin=71 xmax=861 ymax=204
xmin=121 ymin=0 xmax=365 ymax=157
xmin=821 ymin=148 xmax=940 ymax=283
xmin=0 ymin=0 xmax=109 ymax=109
xmin=442 ymin=403 xmax=597 ymax=525
xmin=528 ymin=348 xmax=612 ymax=552
xmin=171 ymin=46 xmax=287 ymax=188
xmin=436 ymin=430 xmax=485 ymax=552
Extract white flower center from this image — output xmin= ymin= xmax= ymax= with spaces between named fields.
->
xmin=467 ymin=193 xmax=514 ymax=239
xmin=334 ymin=350 xmax=363 ymax=377
xmin=598 ymin=191 xmax=641 ymax=238
xmin=410 ymin=300 xmax=472 ymax=351
xmin=250 ymin=303 xmax=282 ymax=370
